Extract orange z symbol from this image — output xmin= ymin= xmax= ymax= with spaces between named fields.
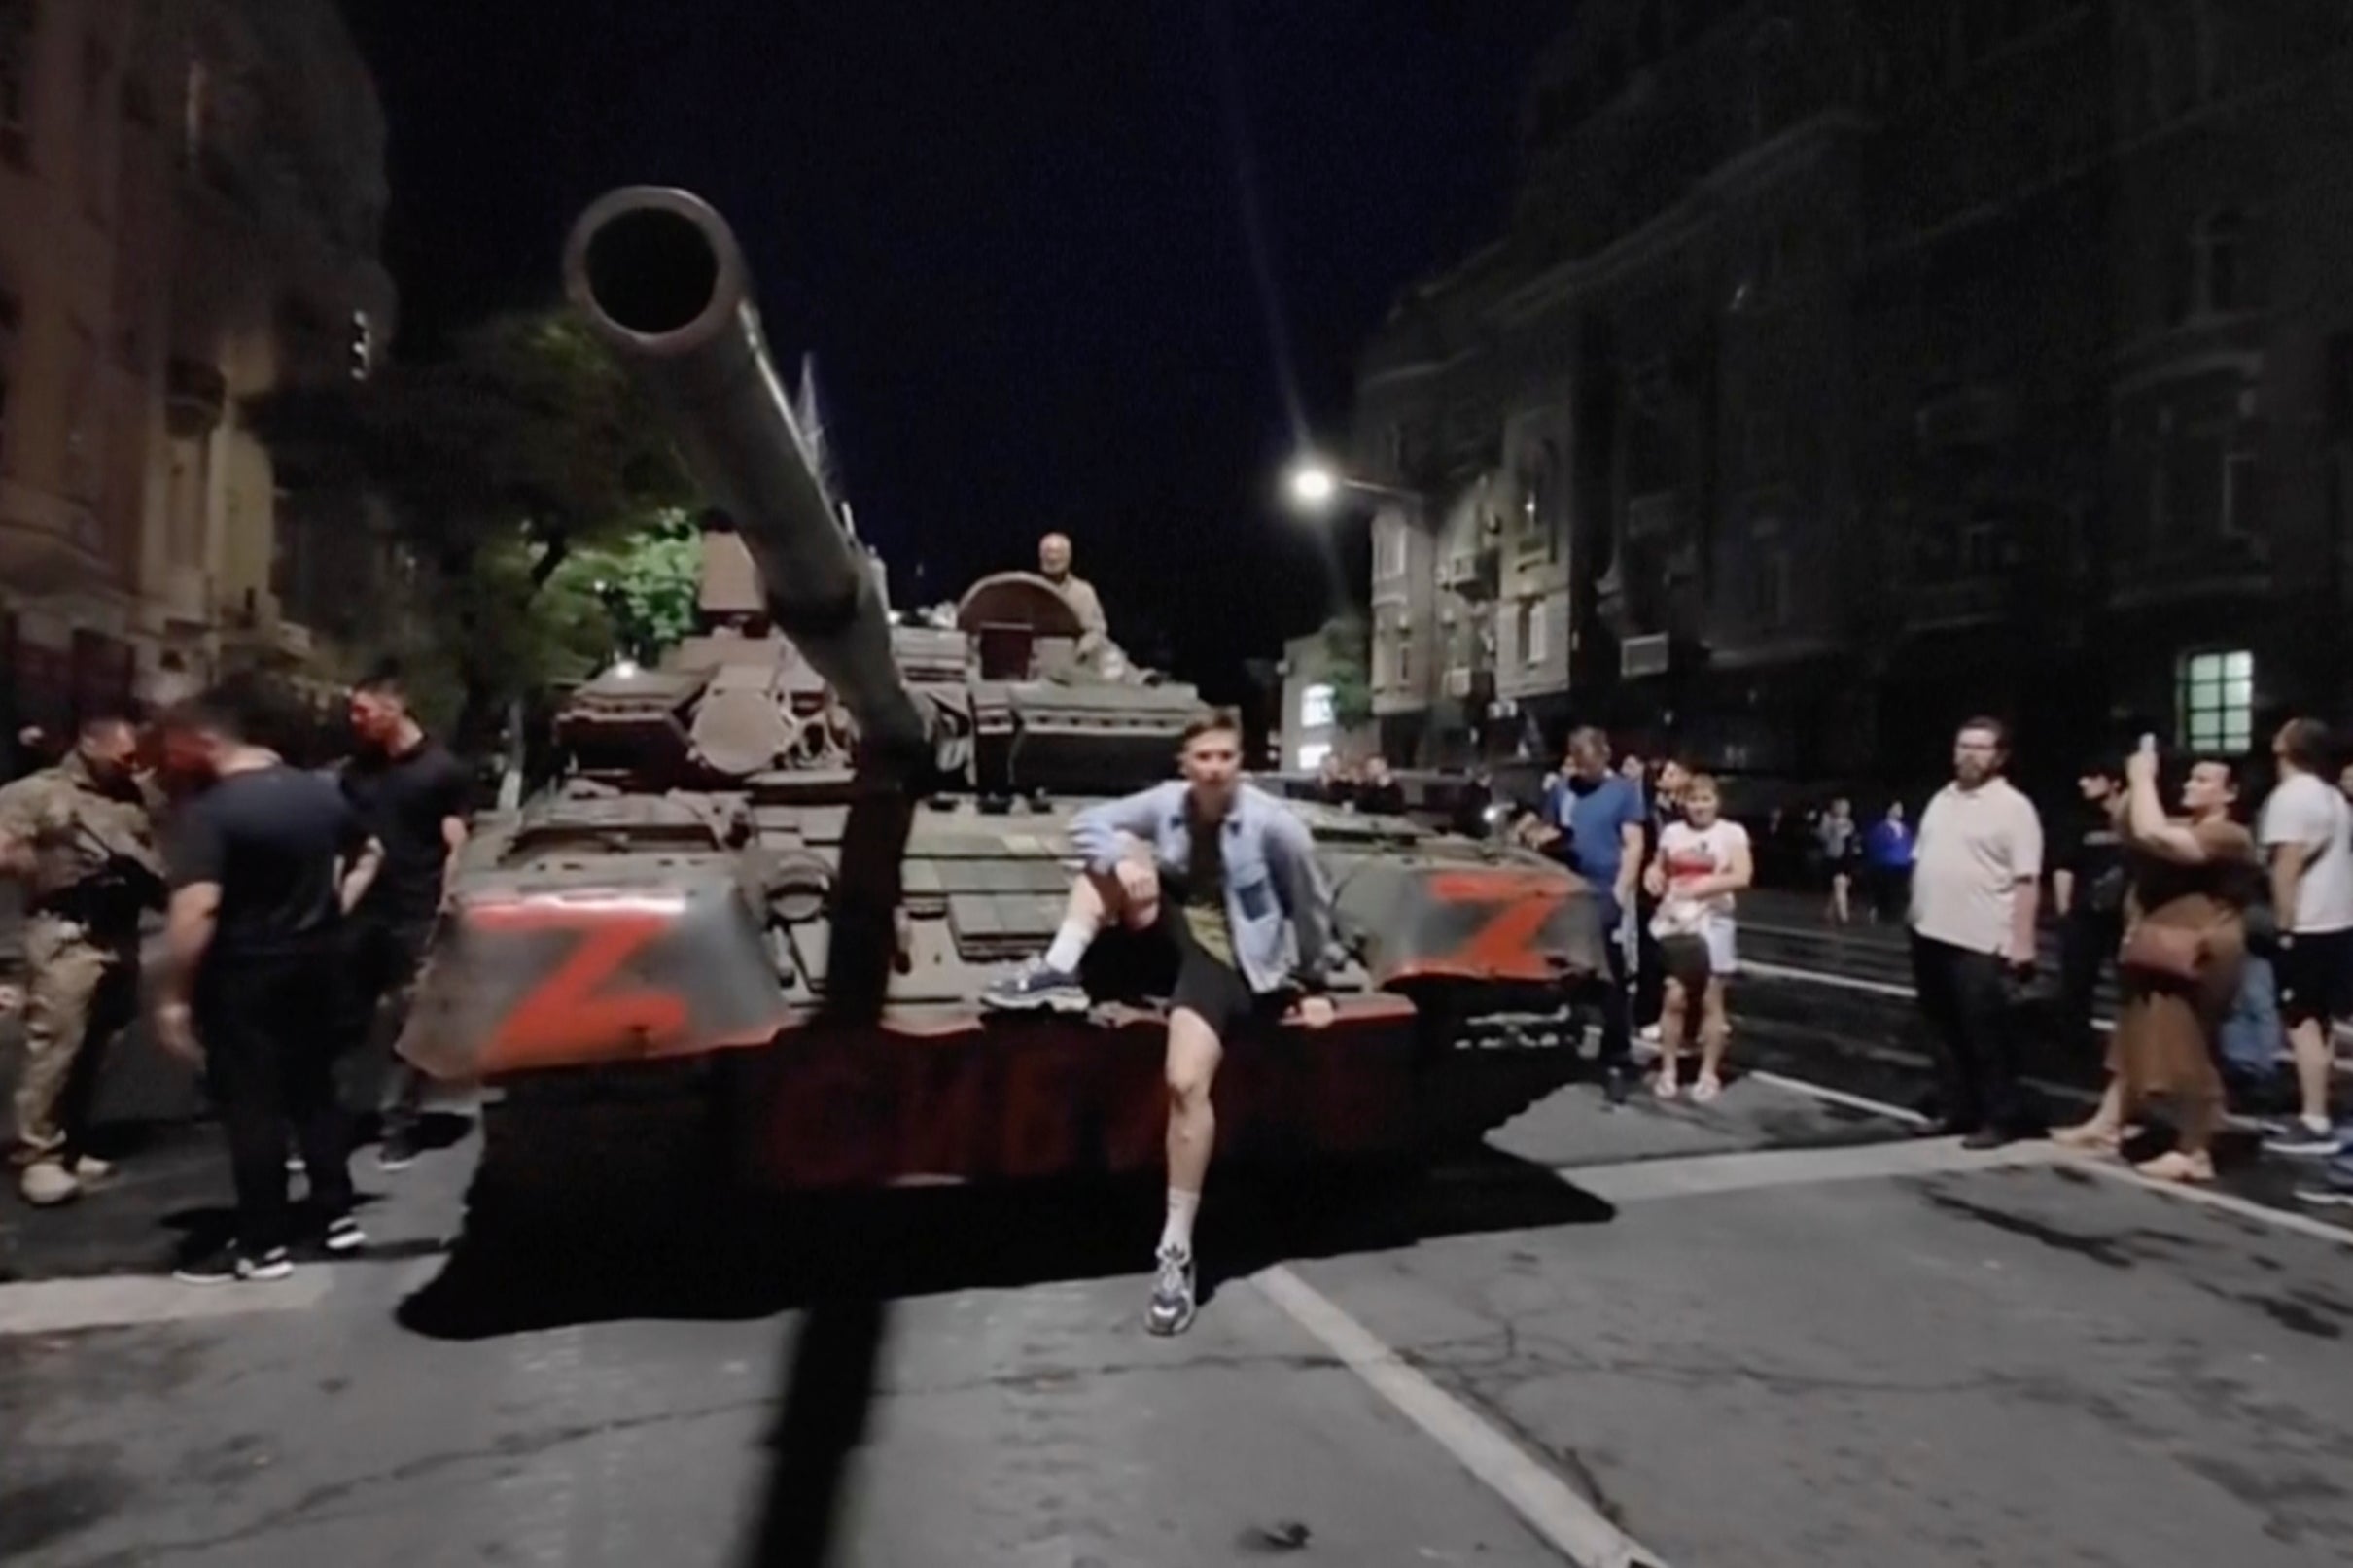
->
xmin=476 ymin=908 xmax=692 ymax=1068
xmin=1422 ymin=871 xmax=1570 ymax=977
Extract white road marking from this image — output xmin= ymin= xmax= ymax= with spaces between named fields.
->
xmin=1749 ymin=1069 xmax=2353 ymax=1249
xmin=1254 ymin=1264 xmax=1668 ymax=1568
xmin=0 ymin=1269 xmax=334 ymax=1338
xmin=1742 ymin=957 xmax=2117 ymax=1031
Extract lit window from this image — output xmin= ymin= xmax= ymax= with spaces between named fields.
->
xmin=2178 ymin=649 xmax=2254 ymax=753
xmin=1300 ymin=681 xmax=1335 ymax=731
xmin=1295 ymin=742 xmax=1331 ymax=773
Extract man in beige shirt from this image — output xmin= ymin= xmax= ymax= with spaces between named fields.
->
xmin=1909 ymin=716 xmax=2044 ymax=1149
xmin=1038 ymin=533 xmax=1108 ymax=665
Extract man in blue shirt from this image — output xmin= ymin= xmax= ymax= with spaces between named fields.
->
xmin=1533 ymin=727 xmax=1647 ymax=1100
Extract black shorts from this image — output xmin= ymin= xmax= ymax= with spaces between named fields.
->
xmin=2277 ymin=927 xmax=2353 ymax=1028
xmin=1658 ymin=933 xmax=1713 ymax=995
xmin=1094 ymin=897 xmax=1282 ymax=1043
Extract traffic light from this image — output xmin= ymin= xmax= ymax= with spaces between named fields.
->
xmin=349 ymin=309 xmax=373 ymax=382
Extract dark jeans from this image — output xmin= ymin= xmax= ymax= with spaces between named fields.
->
xmin=198 ymin=952 xmax=355 ymax=1252
xmin=342 ymin=916 xmax=436 ymax=1132
xmin=1866 ymin=865 xmax=1911 ymax=923
xmin=1910 ymin=932 xmax=2024 ymax=1133
xmin=2057 ymin=908 xmax=2123 ymax=1063
xmin=1597 ymin=905 xmax=1633 ymax=1067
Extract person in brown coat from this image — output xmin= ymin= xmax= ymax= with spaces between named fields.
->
xmin=2054 ymin=740 xmax=2257 ymax=1183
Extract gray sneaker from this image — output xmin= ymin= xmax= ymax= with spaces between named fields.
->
xmin=2262 ymin=1122 xmax=2344 ymax=1158
xmin=983 ymin=958 xmax=1087 ymax=1013
xmin=1145 ymin=1245 xmax=1197 ymax=1337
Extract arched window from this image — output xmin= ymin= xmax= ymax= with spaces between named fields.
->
xmin=2193 ymin=209 xmax=2247 ymax=316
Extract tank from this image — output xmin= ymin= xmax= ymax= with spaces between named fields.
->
xmin=396 ymin=188 xmax=1607 ymax=1200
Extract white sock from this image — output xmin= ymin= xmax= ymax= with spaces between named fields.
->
xmin=1043 ymin=918 xmax=1095 ymax=974
xmin=1159 ymin=1188 xmax=1200 ymax=1257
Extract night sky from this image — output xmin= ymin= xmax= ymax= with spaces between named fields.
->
xmin=341 ymin=1 xmax=1563 ymax=702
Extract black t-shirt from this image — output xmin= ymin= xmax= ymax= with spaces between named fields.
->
xmin=339 ymin=738 xmax=469 ymax=923
xmin=168 ymin=764 xmax=370 ymax=961
xmin=2062 ymin=803 xmax=2127 ymax=915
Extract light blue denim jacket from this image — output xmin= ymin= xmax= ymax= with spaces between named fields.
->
xmin=1071 ymin=781 xmax=1336 ymax=995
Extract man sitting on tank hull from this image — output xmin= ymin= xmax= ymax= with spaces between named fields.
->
xmin=985 ymin=707 xmax=1338 ymax=1334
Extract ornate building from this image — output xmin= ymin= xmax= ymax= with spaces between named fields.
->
xmin=0 ymin=0 xmax=396 ymax=739
xmin=1352 ymin=0 xmax=2353 ymax=794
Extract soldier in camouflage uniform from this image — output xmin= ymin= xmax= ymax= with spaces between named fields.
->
xmin=0 ymin=712 xmax=164 ymax=1205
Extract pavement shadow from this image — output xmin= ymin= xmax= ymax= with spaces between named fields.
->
xmin=394 ymin=1146 xmax=1617 ymax=1342
xmin=733 ymin=1296 xmax=890 ymax=1568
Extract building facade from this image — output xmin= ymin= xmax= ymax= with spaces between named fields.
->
xmin=0 ymin=0 xmax=395 ymax=738
xmin=1277 ymin=622 xmax=1375 ymax=774
xmin=1352 ymin=0 xmax=2353 ymax=796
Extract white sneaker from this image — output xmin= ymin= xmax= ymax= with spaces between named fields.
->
xmin=1638 ymin=1024 xmax=1663 ymax=1045
xmin=19 ymin=1160 xmax=80 ymax=1206
xmin=69 ymin=1154 xmax=114 ymax=1182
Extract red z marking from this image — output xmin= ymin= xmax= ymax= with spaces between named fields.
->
xmin=1422 ymin=871 xmax=1570 ymax=976
xmin=480 ymin=912 xmax=692 ymax=1068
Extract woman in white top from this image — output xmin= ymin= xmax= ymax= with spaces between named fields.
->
xmin=1644 ymin=773 xmax=1754 ymax=1101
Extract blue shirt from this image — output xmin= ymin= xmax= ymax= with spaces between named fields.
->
xmin=1545 ymin=773 xmax=1645 ymax=919
xmin=1863 ymin=819 xmax=1915 ymax=868
xmin=1070 ymin=781 xmax=1336 ymax=996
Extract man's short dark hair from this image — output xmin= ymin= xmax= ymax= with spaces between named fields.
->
xmin=352 ymin=669 xmax=408 ymax=704
xmin=1179 ymin=707 xmax=1241 ymax=749
xmin=1958 ymin=715 xmax=2011 ymax=754
xmin=1567 ymin=725 xmax=1610 ymax=761
xmin=2277 ymin=717 xmax=2333 ymax=773
xmin=158 ymin=696 xmax=247 ymax=743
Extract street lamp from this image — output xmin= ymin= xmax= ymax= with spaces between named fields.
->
xmin=1285 ymin=458 xmax=1340 ymax=511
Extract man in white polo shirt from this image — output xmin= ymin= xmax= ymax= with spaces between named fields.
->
xmin=1910 ymin=716 xmax=2045 ymax=1150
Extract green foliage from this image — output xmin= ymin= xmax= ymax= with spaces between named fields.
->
xmin=254 ymin=310 xmax=695 ymax=742
xmin=1320 ymin=615 xmax=1374 ymax=728
xmin=557 ymin=512 xmax=705 ymax=664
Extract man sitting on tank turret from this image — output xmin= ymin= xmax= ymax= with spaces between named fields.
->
xmin=983 ymin=707 xmax=1339 ymax=1336
xmin=1036 ymin=532 xmax=1108 ymax=666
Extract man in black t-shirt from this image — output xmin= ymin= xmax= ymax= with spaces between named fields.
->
xmin=156 ymin=698 xmax=383 ymax=1284
xmin=337 ymin=674 xmax=472 ymax=1170
xmin=2053 ymin=763 xmax=2127 ymax=1063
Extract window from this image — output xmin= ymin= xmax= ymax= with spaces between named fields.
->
xmin=62 ymin=323 xmax=95 ymax=502
xmin=1749 ymin=545 xmax=1790 ymax=627
xmin=349 ymin=309 xmax=374 ymax=382
xmin=1300 ymin=682 xmax=1335 ymax=732
xmin=1517 ymin=598 xmax=1550 ymax=667
xmin=0 ymin=278 xmax=16 ymax=468
xmin=79 ymin=36 xmax=112 ymax=223
xmin=2178 ymin=649 xmax=2253 ymax=753
xmin=1959 ymin=520 xmax=2004 ymax=576
xmin=1376 ymin=517 xmax=1407 ymax=579
xmin=1394 ymin=633 xmax=1414 ymax=691
xmin=1295 ymin=742 xmax=1331 ymax=773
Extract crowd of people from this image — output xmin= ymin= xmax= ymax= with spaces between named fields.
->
xmin=0 ymin=675 xmax=471 ymax=1282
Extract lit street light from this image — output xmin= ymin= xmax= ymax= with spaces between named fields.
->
xmin=1286 ymin=458 xmax=1340 ymax=510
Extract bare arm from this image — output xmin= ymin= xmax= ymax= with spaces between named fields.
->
xmin=2123 ymin=769 xmax=2215 ymax=864
xmin=439 ymin=816 xmax=470 ymax=907
xmin=339 ymin=837 xmax=387 ymax=915
xmin=163 ymin=883 xmax=220 ymax=1006
xmin=2009 ymin=802 xmax=2045 ymax=964
xmin=2052 ymin=869 xmax=2074 ymax=919
xmin=1616 ymin=819 xmax=1643 ymax=909
xmin=2270 ymin=843 xmax=2311 ymax=928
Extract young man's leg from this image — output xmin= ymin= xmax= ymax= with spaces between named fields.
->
xmin=985 ymin=841 xmax=1156 ymax=1009
xmin=2265 ymin=932 xmax=2346 ymax=1156
xmin=369 ymin=919 xmax=440 ymax=1169
xmin=1148 ymin=1004 xmax=1223 ymax=1336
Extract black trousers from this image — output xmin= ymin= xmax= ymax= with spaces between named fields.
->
xmin=2057 ymin=908 xmax=2122 ymax=1063
xmin=341 ymin=916 xmax=436 ymax=1129
xmin=1909 ymin=933 xmax=2023 ymax=1132
xmin=1597 ymin=911 xmax=1634 ymax=1067
xmin=1632 ymin=895 xmax=1666 ymax=1030
xmin=198 ymin=953 xmax=355 ymax=1252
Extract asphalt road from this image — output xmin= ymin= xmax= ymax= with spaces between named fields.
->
xmin=5 ymin=899 xmax=2353 ymax=1565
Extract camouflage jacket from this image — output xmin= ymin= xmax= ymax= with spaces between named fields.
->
xmin=0 ymin=752 xmax=166 ymax=914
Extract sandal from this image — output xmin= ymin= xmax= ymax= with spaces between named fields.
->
xmin=1652 ymin=1073 xmax=1680 ymax=1100
xmin=1692 ymin=1074 xmax=1723 ymax=1104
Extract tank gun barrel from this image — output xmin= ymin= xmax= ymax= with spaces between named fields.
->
xmin=562 ymin=187 xmax=929 ymax=771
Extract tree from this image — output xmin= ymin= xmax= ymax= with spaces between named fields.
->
xmin=558 ymin=511 xmax=705 ymax=665
xmin=1321 ymin=615 xmax=1375 ymax=728
xmin=255 ymin=310 xmax=691 ymax=745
